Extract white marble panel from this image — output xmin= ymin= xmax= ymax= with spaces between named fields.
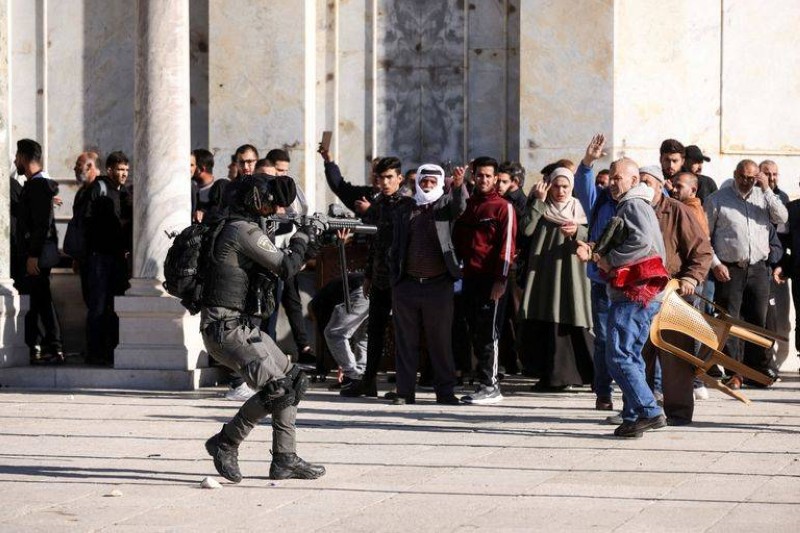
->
xmin=613 ymin=0 xmax=720 ymax=165
xmin=189 ymin=0 xmax=210 ymax=149
xmin=721 ymin=0 xmax=800 ymax=154
xmin=45 ymin=0 xmax=86 ymax=176
xmin=79 ymin=0 xmax=136 ymax=175
xmin=208 ymin=0 xmax=306 ymax=181
xmin=335 ymin=0 xmax=371 ymax=183
xmin=468 ymin=48 xmax=507 ymax=159
xmin=519 ymin=0 xmax=613 ymax=177
xmin=9 ymin=0 xmax=40 ymax=143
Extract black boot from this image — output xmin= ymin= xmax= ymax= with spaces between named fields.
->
xmin=269 ymin=453 xmax=326 ymax=480
xmin=205 ymin=426 xmax=242 ymax=483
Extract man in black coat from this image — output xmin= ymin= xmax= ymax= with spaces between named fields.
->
xmin=15 ymin=138 xmax=63 ymax=363
xmin=83 ymin=151 xmax=133 ymax=365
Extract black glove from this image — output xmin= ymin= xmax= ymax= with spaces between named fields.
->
xmin=298 ymin=216 xmax=326 ymax=243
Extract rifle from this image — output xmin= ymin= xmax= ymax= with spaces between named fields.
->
xmin=265 ymin=212 xmax=376 ymax=314
xmin=263 ymin=212 xmax=377 ymax=236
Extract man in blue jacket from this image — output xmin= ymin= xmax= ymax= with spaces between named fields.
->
xmin=573 ymin=134 xmax=616 ymax=411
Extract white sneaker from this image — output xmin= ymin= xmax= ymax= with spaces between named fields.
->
xmin=225 ymin=383 xmax=256 ymax=401
xmin=461 ymin=385 xmax=503 ymax=405
xmin=693 ymin=386 xmax=709 ymax=400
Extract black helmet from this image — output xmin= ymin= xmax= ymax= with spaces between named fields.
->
xmin=240 ymin=174 xmax=297 ymax=215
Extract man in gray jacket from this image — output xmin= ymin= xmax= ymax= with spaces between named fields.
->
xmin=578 ymin=158 xmax=668 ymax=438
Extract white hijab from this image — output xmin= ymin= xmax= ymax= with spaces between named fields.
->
xmin=543 ymin=167 xmax=588 ymax=225
xmin=414 ymin=164 xmax=445 ymax=206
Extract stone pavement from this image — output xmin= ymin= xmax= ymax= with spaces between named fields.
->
xmin=0 ymin=374 xmax=798 ymax=532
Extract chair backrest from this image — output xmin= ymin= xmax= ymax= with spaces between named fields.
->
xmin=653 ymin=283 xmax=722 ymax=350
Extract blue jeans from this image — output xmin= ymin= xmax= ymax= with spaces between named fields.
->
xmin=606 ymin=298 xmax=664 ymax=422
xmin=591 ymin=283 xmax=613 ymax=399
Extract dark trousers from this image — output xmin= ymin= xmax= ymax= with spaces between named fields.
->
xmin=280 ymin=274 xmax=311 ymax=351
xmin=714 ymin=261 xmax=771 ymax=372
xmin=497 ymin=269 xmax=521 ymax=373
xmin=463 ymin=276 xmax=502 ymax=387
xmin=791 ymin=271 xmax=800 ymax=353
xmin=86 ymin=253 xmax=126 ymax=363
xmin=23 ymin=268 xmax=63 ymax=352
xmin=364 ymin=285 xmax=393 ymax=379
xmin=452 ymin=290 xmax=472 ymax=374
xmin=643 ymin=335 xmax=695 ymax=423
xmin=392 ymin=277 xmax=456 ymax=397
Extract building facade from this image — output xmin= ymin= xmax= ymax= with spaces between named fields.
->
xmin=1 ymin=0 xmax=798 ymax=388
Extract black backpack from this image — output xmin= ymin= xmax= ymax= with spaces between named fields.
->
xmin=163 ymin=220 xmax=225 ymax=314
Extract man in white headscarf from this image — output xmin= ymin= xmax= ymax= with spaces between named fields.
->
xmin=386 ymin=163 xmax=468 ymax=405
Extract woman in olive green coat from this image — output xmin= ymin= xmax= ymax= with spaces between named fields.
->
xmin=518 ymin=167 xmax=594 ymax=391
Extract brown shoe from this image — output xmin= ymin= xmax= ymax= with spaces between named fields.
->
xmin=725 ymin=375 xmax=743 ymax=390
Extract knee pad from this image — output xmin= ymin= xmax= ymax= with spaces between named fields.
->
xmin=258 ymin=380 xmax=296 ymax=413
xmin=285 ymin=365 xmax=308 ymax=406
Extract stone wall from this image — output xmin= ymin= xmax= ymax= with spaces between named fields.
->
xmin=5 ymin=0 xmax=800 ymax=197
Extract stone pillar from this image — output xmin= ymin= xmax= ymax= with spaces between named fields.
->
xmin=0 ymin=0 xmax=30 ymax=368
xmin=115 ymin=0 xmax=207 ymax=386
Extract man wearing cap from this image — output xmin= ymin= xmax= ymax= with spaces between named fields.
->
xmin=639 ymin=166 xmax=713 ymax=425
xmin=684 ymin=145 xmax=718 ymax=203
xmin=705 ymin=159 xmax=788 ymax=387
xmin=386 ymin=164 xmax=467 ymax=405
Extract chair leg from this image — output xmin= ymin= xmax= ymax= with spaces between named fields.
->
xmin=707 ymin=351 xmax=773 ymax=386
xmin=697 ymin=373 xmax=751 ymax=405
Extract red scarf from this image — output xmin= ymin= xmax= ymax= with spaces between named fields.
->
xmin=606 ymin=255 xmax=669 ymax=305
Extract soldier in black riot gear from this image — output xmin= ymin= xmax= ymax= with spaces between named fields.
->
xmin=202 ymin=173 xmax=325 ymax=483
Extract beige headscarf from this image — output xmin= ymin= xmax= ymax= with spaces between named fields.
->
xmin=542 ymin=167 xmax=588 ymax=225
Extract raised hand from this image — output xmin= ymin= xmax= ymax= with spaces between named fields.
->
xmin=532 ymin=180 xmax=550 ymax=201
xmin=452 ymin=166 xmax=466 ymax=188
xmin=582 ymin=133 xmax=607 ymax=167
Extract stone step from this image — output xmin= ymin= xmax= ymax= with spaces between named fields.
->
xmin=0 ymin=366 xmax=228 ymax=391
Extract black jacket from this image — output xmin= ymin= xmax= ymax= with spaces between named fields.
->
xmin=389 ymin=185 xmax=467 ymax=286
xmin=20 ymin=173 xmax=59 ymax=258
xmin=324 ymin=161 xmax=375 ymax=214
xmin=364 ymin=191 xmax=411 ymax=290
xmin=84 ymin=176 xmax=133 ymax=256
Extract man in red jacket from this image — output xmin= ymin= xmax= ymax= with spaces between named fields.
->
xmin=453 ymin=156 xmax=517 ymax=404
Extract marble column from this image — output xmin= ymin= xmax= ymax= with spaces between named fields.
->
xmin=0 ymin=0 xmax=30 ymax=368
xmin=115 ymin=0 xmax=207 ymax=384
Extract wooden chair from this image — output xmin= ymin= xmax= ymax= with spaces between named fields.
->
xmin=649 ymin=280 xmax=784 ymax=404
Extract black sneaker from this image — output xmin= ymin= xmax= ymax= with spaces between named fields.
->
xmin=269 ymin=453 xmax=326 ymax=480
xmin=461 ymin=385 xmax=503 ymax=405
xmin=436 ymin=394 xmax=462 ymax=405
xmin=205 ymin=430 xmax=242 ymax=483
xmin=340 ymin=377 xmax=377 ymax=398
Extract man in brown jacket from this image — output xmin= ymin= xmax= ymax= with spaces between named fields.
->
xmin=638 ymin=166 xmax=713 ymax=425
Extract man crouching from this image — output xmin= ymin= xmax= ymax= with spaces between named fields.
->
xmin=202 ymin=174 xmax=325 ymax=482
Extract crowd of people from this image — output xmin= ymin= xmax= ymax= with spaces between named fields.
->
xmin=8 ymin=132 xmax=797 ymax=447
